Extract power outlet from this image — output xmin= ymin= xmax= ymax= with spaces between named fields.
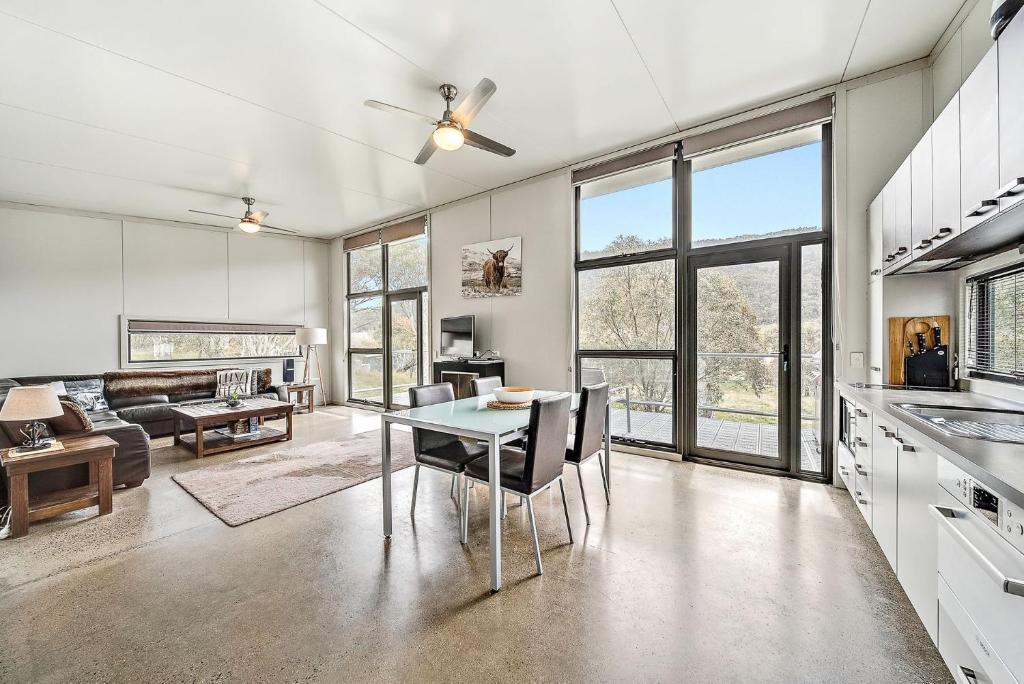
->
xmin=850 ymin=352 xmax=864 ymax=369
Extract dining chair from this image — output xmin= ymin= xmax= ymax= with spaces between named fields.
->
xmin=470 ymin=375 xmax=503 ymax=396
xmin=462 ymin=392 xmax=574 ymax=575
xmin=408 ymin=383 xmax=487 ymax=535
xmin=565 ymin=383 xmax=610 ymax=525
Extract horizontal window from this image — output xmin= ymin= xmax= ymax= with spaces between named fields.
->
xmin=578 ymin=160 xmax=673 ymax=261
xmin=348 ymin=244 xmax=384 ymax=294
xmin=966 ymin=265 xmax=1024 ymax=380
xmin=126 ymin=320 xmax=298 ymax=363
xmin=690 ymin=125 xmax=822 ymax=249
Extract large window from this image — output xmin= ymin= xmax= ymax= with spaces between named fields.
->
xmin=966 ymin=264 xmax=1024 ymax=382
xmin=125 ymin=320 xmax=298 ymax=364
xmin=575 ymin=159 xmax=678 ymax=449
xmin=346 ymin=229 xmax=428 ymax=408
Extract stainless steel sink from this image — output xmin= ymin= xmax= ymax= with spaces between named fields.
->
xmin=892 ymin=403 xmax=1024 ymax=443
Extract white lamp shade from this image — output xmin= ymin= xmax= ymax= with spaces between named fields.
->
xmin=296 ymin=327 xmax=327 ymax=346
xmin=0 ymin=386 xmax=63 ymax=421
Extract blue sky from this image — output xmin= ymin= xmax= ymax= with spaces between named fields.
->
xmin=580 ymin=142 xmax=822 ymax=251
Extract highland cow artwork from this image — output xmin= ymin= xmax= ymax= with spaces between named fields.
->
xmin=461 ymin=237 xmax=522 ymax=298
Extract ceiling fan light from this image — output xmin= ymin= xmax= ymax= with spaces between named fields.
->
xmin=432 ymin=123 xmax=464 ymax=151
xmin=238 ymin=220 xmax=260 ymax=233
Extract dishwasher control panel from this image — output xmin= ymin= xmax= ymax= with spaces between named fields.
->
xmin=938 ymin=458 xmax=1024 ymax=555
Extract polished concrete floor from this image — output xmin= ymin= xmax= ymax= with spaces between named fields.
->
xmin=0 ymin=406 xmax=950 ymax=682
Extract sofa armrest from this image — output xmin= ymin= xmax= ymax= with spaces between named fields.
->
xmin=268 ymin=384 xmax=289 ymax=402
xmin=71 ymin=422 xmax=151 ymax=484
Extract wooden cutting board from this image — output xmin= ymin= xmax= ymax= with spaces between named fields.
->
xmin=887 ymin=315 xmax=951 ymax=385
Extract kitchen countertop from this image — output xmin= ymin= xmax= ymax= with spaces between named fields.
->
xmin=836 ymin=382 xmax=1024 ymax=510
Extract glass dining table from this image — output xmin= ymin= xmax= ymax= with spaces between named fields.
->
xmin=380 ymin=390 xmax=611 ymax=592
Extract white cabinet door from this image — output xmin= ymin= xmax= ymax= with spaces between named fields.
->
xmin=853 ymin=405 xmax=873 ymax=528
xmin=895 ymin=426 xmax=938 ymax=641
xmin=893 ymin=158 xmax=913 ymax=266
xmin=881 ymin=179 xmax=896 ymax=270
xmin=932 ymin=93 xmax=961 ymax=244
xmin=868 ymin=195 xmax=883 ymax=282
xmin=960 ymin=46 xmax=1001 ymax=232
xmin=868 ymin=278 xmax=883 ymax=383
xmin=998 ymin=10 xmax=1024 ymax=212
xmin=871 ymin=414 xmax=898 ymax=570
xmin=910 ymin=130 xmax=934 ymax=256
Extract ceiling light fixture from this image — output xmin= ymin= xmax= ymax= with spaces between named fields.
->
xmin=238 ymin=219 xmax=261 ymax=233
xmin=432 ymin=121 xmax=465 ymax=151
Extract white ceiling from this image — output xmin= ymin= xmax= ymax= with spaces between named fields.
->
xmin=0 ymin=0 xmax=969 ymax=239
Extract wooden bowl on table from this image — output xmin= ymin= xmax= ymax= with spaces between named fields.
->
xmin=493 ymin=386 xmax=535 ymax=404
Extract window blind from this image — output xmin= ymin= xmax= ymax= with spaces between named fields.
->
xmin=966 ymin=264 xmax=1024 ymax=379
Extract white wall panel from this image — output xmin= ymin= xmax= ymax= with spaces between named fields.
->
xmin=303 ymin=240 xmax=331 ymax=402
xmin=227 ymin=233 xmax=304 ymax=323
xmin=122 ymin=221 xmax=228 ymax=319
xmin=0 ymin=208 xmax=122 ymax=375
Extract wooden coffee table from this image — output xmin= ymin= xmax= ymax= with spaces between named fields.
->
xmin=171 ymin=398 xmax=294 ymax=459
xmin=1 ymin=433 xmax=117 ymax=538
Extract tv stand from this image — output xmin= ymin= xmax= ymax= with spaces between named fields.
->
xmin=433 ymin=358 xmax=505 ymax=399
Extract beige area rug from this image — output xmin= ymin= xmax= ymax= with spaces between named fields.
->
xmin=172 ymin=431 xmax=416 ymax=526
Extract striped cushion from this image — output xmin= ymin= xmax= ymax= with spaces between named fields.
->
xmin=215 ymin=369 xmax=252 ymax=399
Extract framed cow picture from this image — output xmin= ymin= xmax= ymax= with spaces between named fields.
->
xmin=461 ymin=236 xmax=522 ymax=298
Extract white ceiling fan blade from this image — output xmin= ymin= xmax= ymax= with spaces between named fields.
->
xmin=463 ymin=129 xmax=516 ymax=157
xmin=364 ymin=100 xmax=437 ymax=126
xmin=189 ymin=209 xmax=240 ymax=220
xmin=249 ymin=209 xmax=269 ymax=223
xmin=258 ymin=223 xmax=298 ymax=235
xmin=413 ymin=136 xmax=438 ymax=165
xmin=452 ymin=78 xmax=496 ymax=127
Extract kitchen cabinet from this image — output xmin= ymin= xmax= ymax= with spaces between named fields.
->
xmin=894 ymin=426 xmax=938 ymax=641
xmin=931 ymin=93 xmax=961 ymax=246
xmin=871 ymin=415 xmax=898 ymax=570
xmin=868 ymin=195 xmax=883 ymax=282
xmin=893 ymin=158 xmax=912 ymax=266
xmin=960 ymin=46 xmax=1001 ymax=232
xmin=881 ymin=179 xmax=896 ymax=270
xmin=868 ymin=277 xmax=883 ymax=383
xmin=910 ymin=131 xmax=933 ymax=255
xmin=998 ymin=11 xmax=1024 ymax=212
xmin=852 ymin=404 xmax=873 ymax=528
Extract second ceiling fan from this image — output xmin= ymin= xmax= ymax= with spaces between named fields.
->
xmin=365 ymin=77 xmax=515 ymax=165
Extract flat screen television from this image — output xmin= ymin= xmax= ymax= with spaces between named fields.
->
xmin=440 ymin=315 xmax=475 ymax=358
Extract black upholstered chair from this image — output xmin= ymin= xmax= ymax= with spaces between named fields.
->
xmin=470 ymin=376 xmax=503 ymax=397
xmin=408 ymin=383 xmax=487 ymax=534
xmin=462 ymin=392 xmax=574 ymax=574
xmin=566 ymin=383 xmax=610 ymax=525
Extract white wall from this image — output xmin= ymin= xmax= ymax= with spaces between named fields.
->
xmin=0 ymin=204 xmax=331 ymax=400
xmin=428 ymin=173 xmax=573 ymax=391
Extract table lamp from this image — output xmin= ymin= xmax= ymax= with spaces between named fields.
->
xmin=0 ymin=386 xmax=63 ymax=452
xmin=296 ymin=327 xmax=328 ymax=404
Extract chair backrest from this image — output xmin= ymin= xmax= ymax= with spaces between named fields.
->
xmin=470 ymin=376 xmax=503 ymax=397
xmin=408 ymin=383 xmax=458 ymax=454
xmin=522 ymin=392 xmax=572 ymax=493
xmin=571 ymin=383 xmax=608 ymax=463
xmin=579 ymin=367 xmax=606 ymax=388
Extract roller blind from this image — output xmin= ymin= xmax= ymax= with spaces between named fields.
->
xmin=966 ymin=265 xmax=1024 ymax=378
xmin=342 ymin=216 xmax=426 ymax=251
xmin=127 ymin=320 xmax=297 ymax=334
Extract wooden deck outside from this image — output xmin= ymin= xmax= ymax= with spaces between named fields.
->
xmin=609 ymin=408 xmax=822 ymax=472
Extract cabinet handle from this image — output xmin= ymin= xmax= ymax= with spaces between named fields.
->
xmin=890 ymin=436 xmax=903 ymax=447
xmin=931 ymin=227 xmax=953 ymax=241
xmin=894 ymin=246 xmax=908 ymax=255
xmin=914 ymin=239 xmax=932 ymax=250
xmin=964 ymin=199 xmax=999 ymax=218
xmin=855 ymin=439 xmax=868 ymax=448
xmin=855 ymin=409 xmax=868 ymax=418
xmin=870 ymin=365 xmax=881 ymax=372
xmin=855 ymin=489 xmax=864 ymax=496
xmin=855 ymin=466 xmax=867 ymax=475
xmin=959 ymin=666 xmax=978 ymax=684
xmin=857 ymin=499 xmax=868 ymax=505
xmin=996 ymin=177 xmax=1024 ymax=199
xmin=870 ymin=268 xmax=881 ymax=276
xmin=883 ymin=254 xmax=896 ymax=262
xmin=900 ymin=443 xmax=916 ymax=453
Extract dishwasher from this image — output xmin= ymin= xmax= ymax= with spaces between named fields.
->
xmin=932 ymin=460 xmax=1024 ymax=684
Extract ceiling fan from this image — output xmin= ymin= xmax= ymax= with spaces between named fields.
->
xmin=365 ymin=78 xmax=516 ymax=165
xmin=189 ymin=197 xmax=296 ymax=235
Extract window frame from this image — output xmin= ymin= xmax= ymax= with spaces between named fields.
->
xmin=119 ymin=316 xmax=300 ymax=369
xmin=965 ymin=261 xmax=1024 ymax=385
xmin=345 ymin=236 xmax=429 ymax=407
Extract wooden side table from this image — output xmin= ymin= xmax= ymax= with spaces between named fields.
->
xmin=285 ymin=383 xmax=316 ymax=414
xmin=1 ymin=434 xmax=117 ymax=538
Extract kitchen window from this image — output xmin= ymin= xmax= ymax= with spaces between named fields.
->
xmin=966 ymin=263 xmax=1024 ymax=382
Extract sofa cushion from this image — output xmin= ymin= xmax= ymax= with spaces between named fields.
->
xmin=109 ymin=394 xmax=170 ymax=410
xmin=64 ymin=378 xmax=109 ymax=411
xmin=216 ymin=369 xmax=252 ymax=399
xmin=115 ymin=403 xmax=174 ymax=424
xmin=49 ymin=399 xmax=93 ymax=434
xmin=167 ymin=390 xmax=215 ymax=404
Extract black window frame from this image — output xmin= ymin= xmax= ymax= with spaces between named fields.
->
xmin=965 ymin=261 xmax=1024 ymax=385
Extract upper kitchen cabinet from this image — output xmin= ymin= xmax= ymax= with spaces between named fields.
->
xmin=892 ymin=158 xmax=913 ymax=267
xmin=881 ymin=178 xmax=896 ymax=270
xmin=931 ymin=93 xmax=961 ymax=246
xmin=999 ymin=12 xmax=1024 ymax=212
xmin=960 ymin=46 xmax=1001 ymax=232
xmin=910 ymin=131 xmax=933 ymax=255
xmin=868 ymin=195 xmax=883 ymax=281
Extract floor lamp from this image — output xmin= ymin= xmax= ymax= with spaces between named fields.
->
xmin=296 ymin=327 xmax=327 ymax=405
